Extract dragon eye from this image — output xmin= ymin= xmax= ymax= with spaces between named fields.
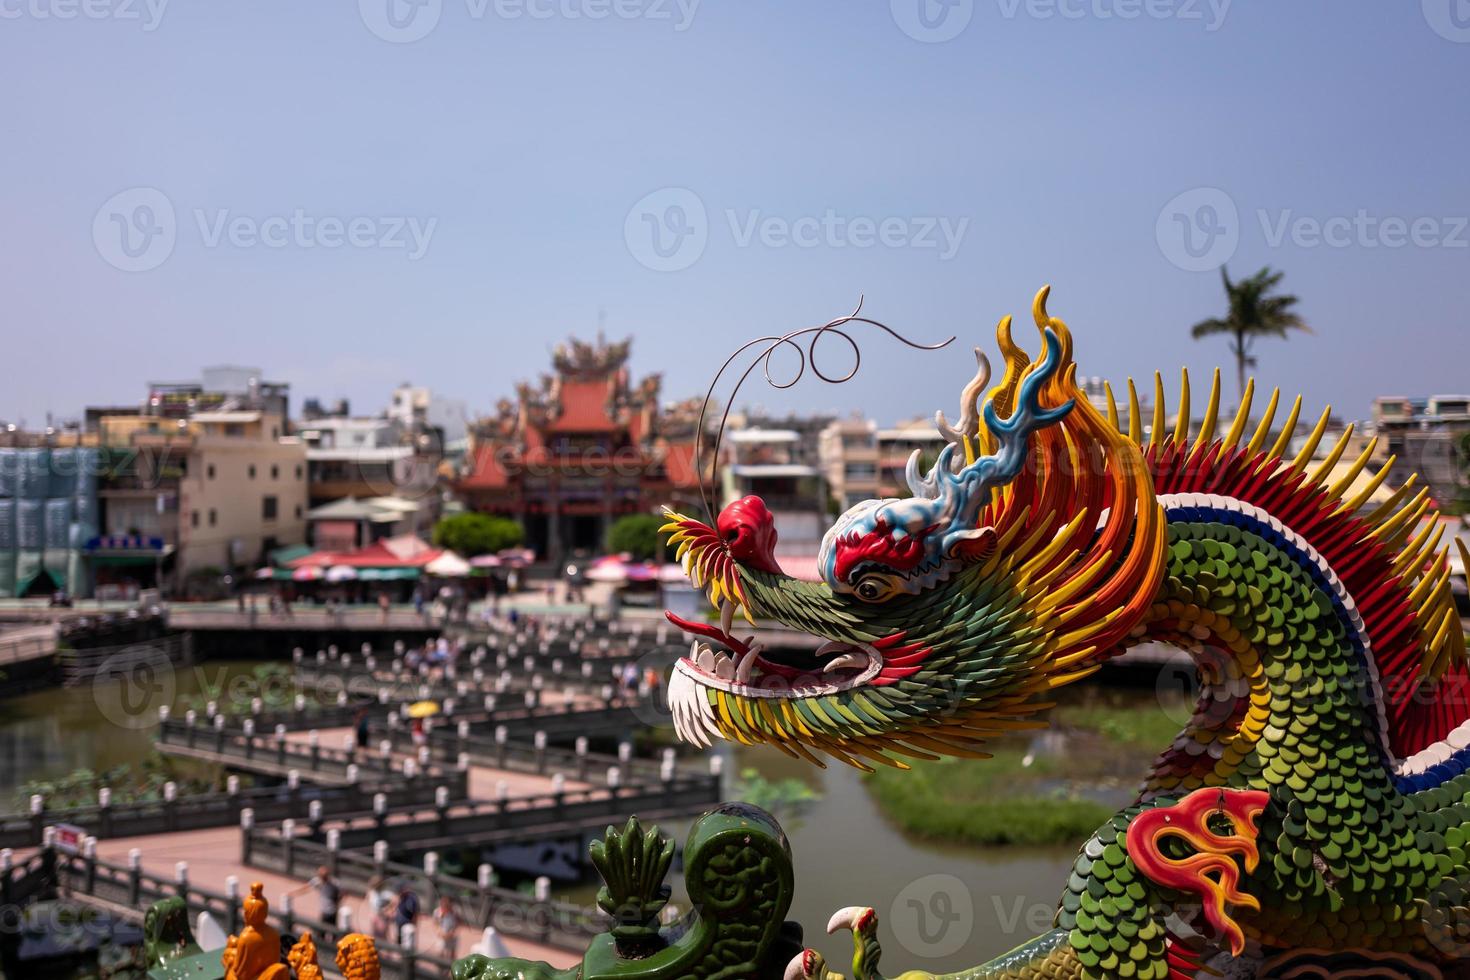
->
xmin=852 ymin=574 xmax=896 ymax=603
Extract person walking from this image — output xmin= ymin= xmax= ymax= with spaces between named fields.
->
xmin=432 ymin=896 xmax=459 ymax=959
xmin=286 ymin=866 xmax=342 ymax=941
xmin=390 ymin=884 xmax=420 ymax=944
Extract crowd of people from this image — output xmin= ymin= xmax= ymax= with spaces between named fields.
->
xmin=285 ymin=864 xmax=463 ymax=960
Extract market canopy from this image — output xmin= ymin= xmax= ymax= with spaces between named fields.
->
xmin=424 ymin=551 xmax=471 ymax=577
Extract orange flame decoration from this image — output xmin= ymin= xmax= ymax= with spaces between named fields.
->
xmin=1125 ymin=786 xmax=1270 ymax=957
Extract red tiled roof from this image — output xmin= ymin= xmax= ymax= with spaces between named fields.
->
xmin=662 ymin=441 xmax=701 ymax=489
xmin=549 ymin=379 xmax=618 ymax=432
xmin=459 ymin=444 xmax=510 ymax=490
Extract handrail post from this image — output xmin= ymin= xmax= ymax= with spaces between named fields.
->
xmin=476 ymin=863 xmax=493 ymax=928
xmin=163 ymin=781 xmax=178 ymax=832
xmin=533 ymin=731 xmax=547 ymax=774
xmin=400 ymin=923 xmax=417 ymax=979
xmin=28 ymin=795 xmax=44 ymax=847
xmin=282 ymin=819 xmax=296 ymax=876
xmin=226 ymin=876 xmax=241 ymax=934
xmin=373 ymin=840 xmax=388 ymax=881
xmin=127 ymin=848 xmax=142 ymax=907
xmin=240 ymin=809 xmax=255 ymax=865
xmin=97 ymin=787 xmax=112 ymax=838
xmin=83 ymin=837 xmax=98 ymax=895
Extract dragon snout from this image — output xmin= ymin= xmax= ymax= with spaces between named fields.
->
xmin=717 ymin=495 xmax=782 ymax=574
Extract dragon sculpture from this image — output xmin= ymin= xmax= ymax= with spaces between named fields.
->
xmin=658 ymin=288 xmax=1470 ymax=979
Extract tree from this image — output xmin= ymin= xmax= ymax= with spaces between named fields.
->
xmin=1190 ymin=266 xmax=1310 ymax=400
xmin=607 ymin=513 xmax=674 ymax=562
xmin=431 ymin=513 xmax=523 ymax=557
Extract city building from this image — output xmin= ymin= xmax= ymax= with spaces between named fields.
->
xmin=718 ymin=412 xmax=833 ymax=563
xmin=86 ymin=370 xmax=308 ymax=594
xmin=456 ymin=334 xmax=705 ymax=566
xmin=296 ymin=397 xmax=445 ymax=542
xmin=820 ymin=416 xmax=879 ymax=510
xmin=1371 ymin=395 xmax=1470 ymax=511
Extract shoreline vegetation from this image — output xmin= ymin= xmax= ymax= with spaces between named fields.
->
xmin=863 ymin=692 xmax=1193 ymax=847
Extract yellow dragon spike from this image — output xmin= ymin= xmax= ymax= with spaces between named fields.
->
xmin=1192 ymin=368 xmax=1222 ymax=453
xmin=1151 ymin=372 xmax=1166 ymax=447
xmin=1222 ymin=378 xmax=1255 ymax=451
xmin=1245 ymin=386 xmax=1281 ymax=456
xmin=1173 ymin=368 xmax=1192 ymax=446
xmin=1127 ymin=378 xmax=1144 ymax=444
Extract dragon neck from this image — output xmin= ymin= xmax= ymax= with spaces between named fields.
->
xmin=1133 ymin=494 xmax=1394 ymax=803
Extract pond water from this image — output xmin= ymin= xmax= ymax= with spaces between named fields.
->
xmin=732 ymin=743 xmax=1080 ymax=974
xmin=0 ymin=660 xmax=271 ymax=805
xmin=0 ymin=666 xmax=1171 ymax=975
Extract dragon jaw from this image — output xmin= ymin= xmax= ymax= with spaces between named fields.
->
xmin=660 ymin=507 xmax=1059 ymax=769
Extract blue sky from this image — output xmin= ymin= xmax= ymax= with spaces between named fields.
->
xmin=3 ymin=1 xmax=1467 ymax=429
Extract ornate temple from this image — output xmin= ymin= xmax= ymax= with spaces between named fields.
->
xmin=457 ymin=334 xmax=706 ymax=564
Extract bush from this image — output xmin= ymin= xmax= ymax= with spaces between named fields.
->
xmin=607 ymin=513 xmax=674 ymax=562
xmin=432 ymin=513 xmax=524 ymax=557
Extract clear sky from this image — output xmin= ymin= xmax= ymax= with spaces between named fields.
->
xmin=3 ymin=1 xmax=1467 ymax=429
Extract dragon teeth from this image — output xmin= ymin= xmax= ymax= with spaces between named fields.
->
xmin=696 ymin=645 xmax=717 ymax=672
xmin=719 ymin=599 xmax=736 ymax=638
xmin=735 ymin=646 xmax=758 ymax=684
xmin=822 ymin=651 xmax=870 ymax=673
xmin=714 ymin=653 xmax=734 ymax=681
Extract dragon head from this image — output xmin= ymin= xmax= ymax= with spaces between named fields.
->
xmin=661 ymin=288 xmax=1166 ymax=769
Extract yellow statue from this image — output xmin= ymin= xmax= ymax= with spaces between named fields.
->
xmin=287 ymin=930 xmax=324 ymax=980
xmin=334 ymin=933 xmax=382 ymax=980
xmin=223 ymin=882 xmax=290 ymax=980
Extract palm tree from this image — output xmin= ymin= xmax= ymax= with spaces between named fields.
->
xmin=1190 ymin=266 xmax=1310 ymax=400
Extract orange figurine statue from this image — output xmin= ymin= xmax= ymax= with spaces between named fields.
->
xmin=223 ymin=882 xmax=290 ymax=980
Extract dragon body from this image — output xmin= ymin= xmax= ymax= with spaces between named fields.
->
xmin=660 ymin=289 xmax=1470 ymax=979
